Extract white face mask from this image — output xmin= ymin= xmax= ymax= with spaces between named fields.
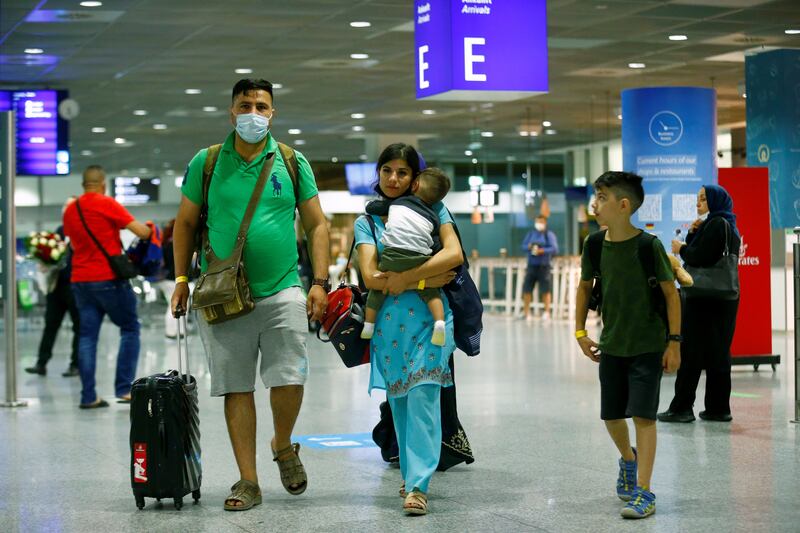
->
xmin=698 ymin=212 xmax=709 ymax=221
xmin=535 ymin=223 xmax=546 ymax=232
xmin=235 ymin=112 xmax=270 ymax=144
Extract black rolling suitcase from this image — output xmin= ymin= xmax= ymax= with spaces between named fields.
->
xmin=130 ymin=312 xmax=201 ymax=510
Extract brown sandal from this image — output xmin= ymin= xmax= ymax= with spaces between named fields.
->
xmin=272 ymin=443 xmax=308 ymax=495
xmin=399 ymin=481 xmax=406 ymax=498
xmin=403 ymin=491 xmax=428 ymax=515
xmin=224 ymin=479 xmax=262 ymax=511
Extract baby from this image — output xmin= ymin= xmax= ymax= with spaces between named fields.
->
xmin=361 ymin=168 xmax=451 ymax=346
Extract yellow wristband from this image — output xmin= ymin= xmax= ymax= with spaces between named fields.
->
xmin=417 ymin=279 xmax=426 ymax=290
xmin=575 ymin=329 xmax=588 ymax=339
xmin=175 ymin=276 xmax=189 ymax=284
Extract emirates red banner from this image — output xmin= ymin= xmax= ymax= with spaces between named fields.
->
xmin=718 ymin=168 xmax=772 ymax=357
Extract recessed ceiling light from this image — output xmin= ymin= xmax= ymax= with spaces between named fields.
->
xmin=91 ymin=127 xmax=106 ymax=133
xmin=288 ymin=128 xmax=302 ymax=135
xmin=545 ymin=129 xmax=557 ymax=135
xmin=203 ymin=106 xmax=218 ymax=112
xmin=132 ymin=109 xmax=148 ymax=116
xmin=785 ymin=29 xmax=800 ymax=35
xmin=80 ymin=1 xmax=103 ymax=6
xmin=480 ymin=131 xmax=494 ymax=137
xmin=294 ymin=139 xmax=306 ymax=145
xmin=669 ymin=34 xmax=688 ymax=41
xmin=331 ymin=156 xmax=339 ymax=163
xmin=531 ymin=131 xmax=539 ymax=136
xmin=352 ymin=125 xmax=365 ymax=132
xmin=350 ymin=113 xmax=366 ymax=119
xmin=80 ymin=150 xmax=93 ymax=156
xmin=350 ymin=21 xmax=371 ymax=28
xmin=235 ymin=68 xmax=253 ymax=74
xmin=272 ymin=83 xmax=283 ymax=89
xmin=185 ymin=89 xmax=202 ymax=95
xmin=464 ymin=150 xmax=473 ymax=156
xmin=422 ymin=109 xmax=436 ymax=115
xmin=114 ymin=137 xmax=126 ymax=144
xmin=153 ymin=124 xmax=167 ymax=130
xmin=24 ymin=48 xmax=43 ymax=54
xmin=471 ymin=158 xmax=478 ymax=164
xmin=628 ymin=62 xmax=646 ymax=69
xmin=350 ymin=53 xmax=370 ymax=60
xmin=359 ymin=154 xmax=368 ymax=161
xmin=519 ymin=131 xmax=530 ymax=137
xmin=542 ymin=120 xmax=552 ymax=127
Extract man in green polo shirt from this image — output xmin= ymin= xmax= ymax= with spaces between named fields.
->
xmin=171 ymin=78 xmax=330 ymax=511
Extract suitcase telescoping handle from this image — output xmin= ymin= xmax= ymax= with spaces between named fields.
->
xmin=174 ymin=304 xmax=190 ymax=381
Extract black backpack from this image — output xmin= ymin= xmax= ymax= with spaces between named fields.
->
xmin=586 ymin=230 xmax=668 ymax=328
xmin=364 ymin=213 xmax=483 ymax=356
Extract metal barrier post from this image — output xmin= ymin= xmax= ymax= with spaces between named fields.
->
xmin=1 ymin=111 xmax=26 ymax=408
xmin=792 ymin=227 xmax=800 ymax=423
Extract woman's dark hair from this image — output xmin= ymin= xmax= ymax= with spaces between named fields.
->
xmin=231 ymin=78 xmax=274 ymax=103
xmin=373 ymin=143 xmax=422 ymax=198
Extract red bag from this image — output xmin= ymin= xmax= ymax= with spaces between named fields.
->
xmin=317 ymin=284 xmax=371 ymax=368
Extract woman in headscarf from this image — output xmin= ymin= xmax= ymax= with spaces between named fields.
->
xmin=658 ymin=185 xmax=740 ymax=423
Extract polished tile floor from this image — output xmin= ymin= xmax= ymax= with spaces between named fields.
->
xmin=1 ymin=308 xmax=798 ymax=532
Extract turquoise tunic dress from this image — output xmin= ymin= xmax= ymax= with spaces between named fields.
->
xmin=353 ymin=203 xmax=456 ymax=399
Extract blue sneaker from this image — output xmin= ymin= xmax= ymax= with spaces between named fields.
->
xmin=621 ymin=487 xmax=656 ymax=519
xmin=616 ymin=448 xmax=637 ymax=501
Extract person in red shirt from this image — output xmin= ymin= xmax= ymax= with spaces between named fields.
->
xmin=63 ymin=165 xmax=152 ymax=409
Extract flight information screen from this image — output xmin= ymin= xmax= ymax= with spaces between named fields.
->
xmin=0 ymin=90 xmax=70 ymax=176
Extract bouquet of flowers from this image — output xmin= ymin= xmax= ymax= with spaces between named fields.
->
xmin=26 ymin=231 xmax=67 ymax=266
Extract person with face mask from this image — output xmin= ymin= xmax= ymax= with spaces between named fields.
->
xmin=171 ymin=78 xmax=330 ymax=511
xmin=520 ymin=215 xmax=559 ymax=321
xmin=658 ymin=185 xmax=740 ymax=423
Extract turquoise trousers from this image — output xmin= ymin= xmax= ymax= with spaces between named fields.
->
xmin=388 ymin=384 xmax=442 ymax=494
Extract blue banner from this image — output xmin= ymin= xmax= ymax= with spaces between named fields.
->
xmin=294 ymin=433 xmax=376 ymax=450
xmin=622 ymin=87 xmax=717 ymax=243
xmin=745 ymin=49 xmax=800 ymax=229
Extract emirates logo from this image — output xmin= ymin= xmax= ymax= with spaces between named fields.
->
xmin=738 ymin=235 xmax=760 ymax=266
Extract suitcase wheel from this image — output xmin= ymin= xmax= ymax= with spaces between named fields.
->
xmin=174 ymin=497 xmax=183 ymax=510
xmin=135 ymin=495 xmax=145 ymax=510
xmin=192 ymin=489 xmax=201 ymax=502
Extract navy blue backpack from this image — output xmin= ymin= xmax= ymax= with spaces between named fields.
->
xmin=365 ymin=213 xmax=483 ymax=356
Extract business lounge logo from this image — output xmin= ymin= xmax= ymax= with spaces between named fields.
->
xmin=738 ymin=235 xmax=760 ymax=266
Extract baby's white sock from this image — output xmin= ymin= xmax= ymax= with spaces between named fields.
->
xmin=431 ymin=320 xmax=446 ymax=346
xmin=361 ymin=322 xmax=375 ymax=339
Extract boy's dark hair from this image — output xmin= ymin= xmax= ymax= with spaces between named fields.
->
xmin=231 ymin=78 xmax=274 ymax=103
xmin=593 ymin=171 xmax=645 ymax=213
xmin=535 ymin=215 xmax=547 ymax=221
xmin=416 ymin=167 xmax=451 ymax=205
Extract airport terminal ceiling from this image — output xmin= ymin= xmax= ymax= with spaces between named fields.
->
xmin=1 ymin=0 xmax=799 ymax=176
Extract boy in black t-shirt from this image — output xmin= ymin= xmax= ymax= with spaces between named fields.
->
xmin=574 ymin=171 xmax=681 ymax=519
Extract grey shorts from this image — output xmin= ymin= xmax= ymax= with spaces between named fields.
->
xmin=197 ymin=286 xmax=309 ymax=396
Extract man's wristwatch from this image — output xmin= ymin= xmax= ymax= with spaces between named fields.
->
xmin=667 ymin=334 xmax=683 ymax=343
xmin=312 ymin=278 xmax=331 ymax=292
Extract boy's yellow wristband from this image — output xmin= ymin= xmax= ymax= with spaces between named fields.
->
xmin=175 ymin=275 xmax=189 ymax=284
xmin=575 ymin=329 xmax=588 ymax=339
xmin=417 ymin=279 xmax=426 ymax=290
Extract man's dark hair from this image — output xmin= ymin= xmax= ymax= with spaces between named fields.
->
xmin=416 ymin=167 xmax=451 ymax=205
xmin=373 ymin=143 xmax=423 ymax=198
xmin=535 ymin=215 xmax=547 ymax=222
xmin=593 ymin=171 xmax=645 ymax=213
xmin=231 ymin=78 xmax=274 ymax=103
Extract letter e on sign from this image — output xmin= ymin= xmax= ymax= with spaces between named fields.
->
xmin=419 ymin=45 xmax=430 ymax=89
xmin=464 ymin=37 xmax=486 ymax=82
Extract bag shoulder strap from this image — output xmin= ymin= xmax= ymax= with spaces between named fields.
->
xmin=637 ymin=232 xmax=659 ymax=288
xmin=202 ymin=144 xmax=222 ymax=207
xmin=586 ymin=230 xmax=606 ymax=279
xmin=277 ymin=142 xmax=301 ymax=207
xmin=75 ymin=198 xmax=113 ymax=262
xmin=444 ymin=207 xmax=469 ymax=268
